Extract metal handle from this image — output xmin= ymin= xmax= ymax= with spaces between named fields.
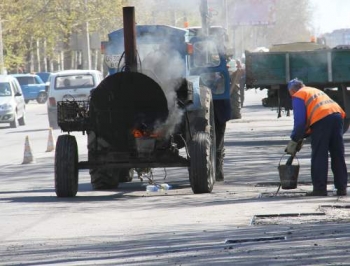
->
xmin=278 ymin=153 xmax=299 ymax=166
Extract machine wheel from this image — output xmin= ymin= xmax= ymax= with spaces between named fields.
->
xmin=55 ymin=135 xmax=78 ymax=197
xmin=88 ymin=131 xmax=121 ymax=189
xmin=119 ymin=168 xmax=134 ymax=183
xmin=230 ymin=84 xmax=242 ymax=119
xmin=37 ymin=92 xmax=48 ymax=104
xmin=189 ymin=132 xmax=215 ymax=194
xmin=240 ymin=85 xmax=245 ymax=108
xmin=90 ymin=168 xmax=120 ymax=190
xmin=25 ymin=100 xmax=30 ymax=104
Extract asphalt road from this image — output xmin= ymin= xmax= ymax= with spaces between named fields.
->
xmin=1 ymin=90 xmax=350 ymax=265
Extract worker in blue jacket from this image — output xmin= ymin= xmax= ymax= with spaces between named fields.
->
xmin=208 ymin=72 xmax=231 ymax=182
xmin=201 ymin=71 xmax=231 ymax=181
xmin=285 ymin=78 xmax=347 ymax=196
xmin=214 ymin=98 xmax=231 ymax=181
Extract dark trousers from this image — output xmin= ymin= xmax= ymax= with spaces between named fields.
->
xmin=214 ymin=113 xmax=226 ymax=180
xmin=310 ymin=113 xmax=348 ymax=191
xmin=215 ymin=114 xmax=226 ymax=156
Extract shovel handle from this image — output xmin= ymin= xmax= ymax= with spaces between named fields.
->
xmin=279 ymin=154 xmax=299 ymax=166
xmin=286 ymin=155 xmax=294 ymax=165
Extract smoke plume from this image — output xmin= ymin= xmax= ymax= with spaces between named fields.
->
xmin=138 ymin=38 xmax=186 ymax=138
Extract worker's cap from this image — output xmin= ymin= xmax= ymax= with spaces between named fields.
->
xmin=287 ymin=78 xmax=304 ymax=90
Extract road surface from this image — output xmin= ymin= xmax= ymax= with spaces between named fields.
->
xmin=1 ymin=90 xmax=350 ymax=265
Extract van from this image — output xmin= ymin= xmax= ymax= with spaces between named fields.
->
xmin=47 ymin=70 xmax=104 ymax=128
xmin=0 ymin=75 xmax=26 ymax=128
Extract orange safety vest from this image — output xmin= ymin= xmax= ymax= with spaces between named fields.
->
xmin=293 ymin=87 xmax=345 ymax=131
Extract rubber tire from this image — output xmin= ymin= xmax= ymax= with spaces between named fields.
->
xmin=119 ymin=168 xmax=134 ymax=183
xmin=88 ymin=131 xmax=120 ymax=190
xmin=90 ymin=168 xmax=120 ymax=190
xmin=18 ymin=113 xmax=26 ymax=126
xmin=37 ymin=92 xmax=48 ymax=104
xmin=189 ymin=132 xmax=215 ymax=194
xmin=55 ymin=135 xmax=79 ymax=197
xmin=25 ymin=100 xmax=29 ymax=104
xmin=48 ymin=113 xmax=59 ymax=129
xmin=10 ymin=113 xmax=19 ymax=128
xmin=230 ymin=84 xmax=242 ymax=119
xmin=240 ymin=85 xmax=245 ymax=108
xmin=49 ymin=119 xmax=59 ymax=130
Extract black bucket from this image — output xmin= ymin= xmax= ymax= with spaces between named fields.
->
xmin=278 ymin=155 xmax=300 ymax=189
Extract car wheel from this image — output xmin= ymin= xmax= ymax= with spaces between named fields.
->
xmin=48 ymin=113 xmax=59 ymax=129
xmin=37 ymin=92 xmax=48 ymax=104
xmin=18 ymin=113 xmax=26 ymax=126
xmin=10 ymin=113 xmax=19 ymax=128
xmin=25 ymin=100 xmax=29 ymax=104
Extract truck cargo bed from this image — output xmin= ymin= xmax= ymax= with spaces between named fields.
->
xmin=246 ymin=47 xmax=350 ymax=88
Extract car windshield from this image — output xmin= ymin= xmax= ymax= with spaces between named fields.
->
xmin=54 ymin=74 xmax=95 ymax=90
xmin=0 ymin=83 xmax=12 ymax=96
xmin=16 ymin=76 xmax=40 ymax=85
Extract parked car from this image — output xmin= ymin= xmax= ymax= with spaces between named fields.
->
xmin=11 ymin=73 xmax=48 ymax=104
xmin=0 ymin=75 xmax=26 ymax=128
xmin=47 ymin=69 xmax=104 ymax=129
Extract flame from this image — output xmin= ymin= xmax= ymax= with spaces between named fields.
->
xmin=132 ymin=129 xmax=160 ymax=138
xmin=132 ymin=129 xmax=143 ymax=138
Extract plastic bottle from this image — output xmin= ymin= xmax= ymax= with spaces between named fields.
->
xmin=146 ymin=184 xmax=159 ymax=192
xmin=159 ymin=183 xmax=172 ymax=191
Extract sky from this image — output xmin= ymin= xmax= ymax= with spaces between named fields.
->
xmin=310 ymin=0 xmax=350 ymax=34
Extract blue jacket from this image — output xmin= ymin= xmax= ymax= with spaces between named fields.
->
xmin=291 ymin=97 xmax=307 ymax=141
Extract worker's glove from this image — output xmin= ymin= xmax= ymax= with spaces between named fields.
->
xmin=285 ymin=140 xmax=298 ymax=156
xmin=296 ymin=140 xmax=303 ymax=152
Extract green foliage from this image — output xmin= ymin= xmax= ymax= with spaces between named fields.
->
xmin=0 ymin=0 xmax=313 ymax=72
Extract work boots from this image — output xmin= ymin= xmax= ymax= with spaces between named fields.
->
xmin=305 ymin=190 xmax=327 ymax=196
xmin=216 ymin=149 xmax=225 ymax=181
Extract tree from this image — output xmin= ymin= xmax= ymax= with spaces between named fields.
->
xmin=0 ymin=0 xmax=314 ymax=72
xmin=1 ymin=0 xmax=126 ymax=72
xmin=227 ymin=0 xmax=313 ymax=58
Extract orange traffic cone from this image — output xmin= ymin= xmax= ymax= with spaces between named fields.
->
xmin=22 ymin=135 xmax=35 ymax=164
xmin=46 ymin=127 xmax=55 ymax=152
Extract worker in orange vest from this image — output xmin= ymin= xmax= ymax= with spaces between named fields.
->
xmin=285 ymin=78 xmax=348 ymax=196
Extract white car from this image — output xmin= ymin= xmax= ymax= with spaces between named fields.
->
xmin=47 ymin=70 xmax=104 ymax=129
xmin=0 ymin=75 xmax=26 ymax=128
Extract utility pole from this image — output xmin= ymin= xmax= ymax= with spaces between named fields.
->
xmin=0 ymin=16 xmax=5 ymax=74
xmin=200 ymin=0 xmax=209 ymax=36
xmin=223 ymin=0 xmax=228 ymax=30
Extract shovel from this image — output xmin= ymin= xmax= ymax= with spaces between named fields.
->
xmin=275 ymin=141 xmax=303 ymax=196
xmin=285 ymin=140 xmax=303 ymax=166
xmin=286 ymin=154 xmax=295 ymax=165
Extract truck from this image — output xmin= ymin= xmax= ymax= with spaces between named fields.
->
xmin=245 ymin=42 xmax=350 ymax=132
xmin=53 ymin=6 xmax=236 ymax=197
